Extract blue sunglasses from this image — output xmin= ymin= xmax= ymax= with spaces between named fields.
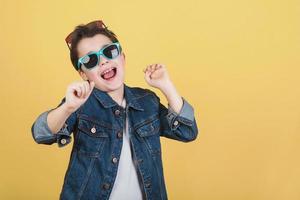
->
xmin=77 ymin=42 xmax=121 ymax=70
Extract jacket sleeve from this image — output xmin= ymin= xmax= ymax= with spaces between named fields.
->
xmin=155 ymin=94 xmax=199 ymax=142
xmin=31 ymin=98 xmax=77 ymax=148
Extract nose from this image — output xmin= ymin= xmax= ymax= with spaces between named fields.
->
xmin=99 ymin=55 xmax=109 ymax=66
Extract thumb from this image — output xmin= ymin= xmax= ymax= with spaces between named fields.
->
xmin=86 ymin=81 xmax=95 ymax=97
xmin=89 ymin=81 xmax=95 ymax=89
xmin=144 ymin=70 xmax=152 ymax=83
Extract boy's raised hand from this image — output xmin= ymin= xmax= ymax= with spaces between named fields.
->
xmin=64 ymin=80 xmax=95 ymax=113
xmin=144 ymin=64 xmax=173 ymax=91
xmin=144 ymin=63 xmax=183 ymax=113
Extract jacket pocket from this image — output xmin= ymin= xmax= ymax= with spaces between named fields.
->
xmin=135 ymin=118 xmax=161 ymax=155
xmin=76 ymin=116 xmax=110 ymax=157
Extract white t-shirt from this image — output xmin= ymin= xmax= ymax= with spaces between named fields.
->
xmin=109 ymin=98 xmax=143 ymax=200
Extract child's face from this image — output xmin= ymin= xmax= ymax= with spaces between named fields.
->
xmin=77 ymin=34 xmax=125 ymax=92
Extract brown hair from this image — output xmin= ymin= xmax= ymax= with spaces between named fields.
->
xmin=66 ymin=21 xmax=119 ymax=71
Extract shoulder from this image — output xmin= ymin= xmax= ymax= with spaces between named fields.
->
xmin=126 ymin=85 xmax=161 ymax=112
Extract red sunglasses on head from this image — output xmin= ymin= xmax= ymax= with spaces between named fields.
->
xmin=65 ymin=20 xmax=108 ymax=50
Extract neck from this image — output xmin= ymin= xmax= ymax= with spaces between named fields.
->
xmin=107 ymin=84 xmax=125 ymax=106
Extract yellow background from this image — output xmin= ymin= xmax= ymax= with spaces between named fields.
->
xmin=0 ymin=0 xmax=299 ymax=199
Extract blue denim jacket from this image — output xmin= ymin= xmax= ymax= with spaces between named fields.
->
xmin=31 ymin=84 xmax=198 ymax=200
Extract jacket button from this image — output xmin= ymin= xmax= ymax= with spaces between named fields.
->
xmin=102 ymin=183 xmax=110 ymax=190
xmin=173 ymin=120 xmax=179 ymax=126
xmin=135 ymin=159 xmax=143 ymax=165
xmin=60 ymin=139 xmax=67 ymax=145
xmin=91 ymin=127 xmax=96 ymax=133
xmin=145 ymin=182 xmax=151 ymax=188
xmin=117 ymin=131 xmax=123 ymax=138
xmin=112 ymin=157 xmax=118 ymax=164
xmin=114 ymin=109 xmax=121 ymax=116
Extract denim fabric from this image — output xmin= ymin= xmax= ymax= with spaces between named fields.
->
xmin=31 ymin=84 xmax=198 ymax=200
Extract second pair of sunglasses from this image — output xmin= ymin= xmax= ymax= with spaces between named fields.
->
xmin=77 ymin=42 xmax=121 ymax=70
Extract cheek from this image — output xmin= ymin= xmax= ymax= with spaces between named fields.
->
xmin=119 ymin=55 xmax=124 ymax=64
xmin=85 ymin=70 xmax=100 ymax=80
xmin=117 ymin=54 xmax=125 ymax=65
xmin=117 ymin=58 xmax=125 ymax=71
xmin=90 ymin=74 xmax=99 ymax=80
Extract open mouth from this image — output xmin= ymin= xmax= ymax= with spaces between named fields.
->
xmin=101 ymin=67 xmax=117 ymax=81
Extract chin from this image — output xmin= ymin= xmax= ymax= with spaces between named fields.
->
xmin=106 ymin=83 xmax=124 ymax=92
xmin=96 ymin=80 xmax=124 ymax=92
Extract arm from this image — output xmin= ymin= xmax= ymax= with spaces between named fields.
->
xmin=144 ymin=64 xmax=199 ymax=142
xmin=47 ymin=102 xmax=74 ymax=134
xmin=31 ymin=98 xmax=77 ymax=147
xmin=31 ymin=80 xmax=95 ymax=147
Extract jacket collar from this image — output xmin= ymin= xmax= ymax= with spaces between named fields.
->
xmin=92 ymin=84 xmax=144 ymax=111
xmin=124 ymin=85 xmax=144 ymax=111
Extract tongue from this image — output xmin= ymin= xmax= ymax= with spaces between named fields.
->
xmin=103 ymin=69 xmax=116 ymax=80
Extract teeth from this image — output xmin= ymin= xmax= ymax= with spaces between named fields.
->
xmin=101 ymin=67 xmax=115 ymax=75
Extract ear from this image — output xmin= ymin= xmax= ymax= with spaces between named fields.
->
xmin=78 ymin=69 xmax=88 ymax=81
xmin=121 ymin=52 xmax=126 ymax=63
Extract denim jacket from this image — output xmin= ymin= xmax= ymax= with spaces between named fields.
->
xmin=31 ymin=84 xmax=198 ymax=200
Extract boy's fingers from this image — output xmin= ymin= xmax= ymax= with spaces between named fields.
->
xmin=83 ymin=82 xmax=89 ymax=98
xmin=74 ymin=87 xmax=82 ymax=97
xmin=81 ymin=84 xmax=87 ymax=98
xmin=80 ymin=83 xmax=86 ymax=98
xmin=147 ymin=65 xmax=151 ymax=71
xmin=144 ymin=70 xmax=151 ymax=82
xmin=79 ymin=84 xmax=86 ymax=98
xmin=144 ymin=63 xmax=165 ymax=74
xmin=150 ymin=64 xmax=155 ymax=72
xmin=85 ymin=81 xmax=90 ymax=93
xmin=87 ymin=81 xmax=95 ymax=96
xmin=144 ymin=65 xmax=151 ymax=73
xmin=89 ymin=81 xmax=95 ymax=90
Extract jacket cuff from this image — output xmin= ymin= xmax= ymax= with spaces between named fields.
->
xmin=166 ymin=98 xmax=195 ymax=130
xmin=56 ymin=123 xmax=72 ymax=147
xmin=31 ymin=110 xmax=72 ymax=147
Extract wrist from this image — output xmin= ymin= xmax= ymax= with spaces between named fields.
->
xmin=159 ymin=79 xmax=174 ymax=94
xmin=61 ymin=102 xmax=76 ymax=115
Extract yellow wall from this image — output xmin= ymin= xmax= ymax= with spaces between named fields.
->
xmin=0 ymin=0 xmax=299 ymax=199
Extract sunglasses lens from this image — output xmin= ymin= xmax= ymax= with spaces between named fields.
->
xmin=103 ymin=44 xmax=120 ymax=59
xmin=78 ymin=43 xmax=121 ymax=70
xmin=82 ymin=54 xmax=98 ymax=69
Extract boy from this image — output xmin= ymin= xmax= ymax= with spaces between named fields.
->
xmin=31 ymin=20 xmax=198 ymax=200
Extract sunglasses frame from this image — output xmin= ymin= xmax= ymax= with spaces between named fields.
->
xmin=77 ymin=42 xmax=121 ymax=70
